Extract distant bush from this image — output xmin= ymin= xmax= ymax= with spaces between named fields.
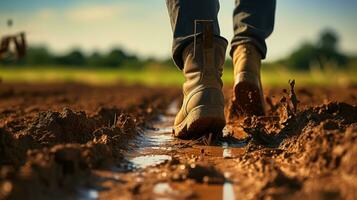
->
xmin=54 ymin=49 xmax=86 ymax=66
xmin=286 ymin=29 xmax=348 ymax=70
xmin=24 ymin=46 xmax=54 ymax=65
xmin=0 ymin=46 xmax=142 ymax=69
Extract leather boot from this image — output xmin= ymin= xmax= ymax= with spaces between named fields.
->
xmin=232 ymin=43 xmax=265 ymax=116
xmin=173 ymin=38 xmax=227 ymax=139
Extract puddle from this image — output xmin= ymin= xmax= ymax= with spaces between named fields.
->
xmin=222 ymin=154 xmax=235 ymax=200
xmin=146 ymin=127 xmax=173 ymax=142
xmin=125 ymin=102 xmax=176 ymax=170
xmin=223 ymin=182 xmax=235 ymax=200
xmin=139 ymin=126 xmax=173 ymax=148
xmin=153 ymin=182 xmax=190 ymax=200
xmin=151 ymin=146 xmax=173 ymax=151
xmin=153 ymin=182 xmax=176 ymax=197
xmin=129 ymin=155 xmax=172 ymax=169
xmin=78 ymin=188 xmax=99 ymax=200
xmin=139 ymin=101 xmax=176 ymax=148
xmin=166 ymin=100 xmax=179 ymax=116
xmin=223 ymin=148 xmax=233 ymax=159
xmin=222 ymin=142 xmax=231 ymax=159
xmin=147 ymin=133 xmax=172 ymax=144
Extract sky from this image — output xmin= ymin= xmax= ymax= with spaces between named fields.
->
xmin=0 ymin=0 xmax=356 ymax=61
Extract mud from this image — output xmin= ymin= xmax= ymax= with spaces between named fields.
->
xmin=223 ymin=83 xmax=357 ymax=199
xmin=0 ymin=82 xmax=356 ymax=199
xmin=0 ymin=83 xmax=177 ymax=199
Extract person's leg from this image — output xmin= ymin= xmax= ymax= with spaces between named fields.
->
xmin=166 ymin=0 xmax=228 ymax=138
xmin=229 ymin=0 xmax=276 ymax=118
xmin=166 ymin=0 xmax=227 ymax=69
xmin=231 ymin=0 xmax=276 ymax=58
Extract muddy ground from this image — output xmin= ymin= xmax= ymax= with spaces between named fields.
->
xmin=0 ymin=82 xmax=356 ymax=200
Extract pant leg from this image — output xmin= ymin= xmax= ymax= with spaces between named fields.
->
xmin=230 ymin=0 xmax=276 ymax=59
xmin=166 ymin=0 xmax=227 ymax=69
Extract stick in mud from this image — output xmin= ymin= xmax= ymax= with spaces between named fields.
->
xmin=289 ymin=79 xmax=299 ymax=113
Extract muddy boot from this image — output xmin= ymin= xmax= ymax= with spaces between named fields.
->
xmin=173 ymin=38 xmax=228 ymax=139
xmin=232 ymin=43 xmax=265 ymax=117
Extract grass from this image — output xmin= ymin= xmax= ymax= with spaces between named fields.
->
xmin=0 ymin=65 xmax=356 ymax=87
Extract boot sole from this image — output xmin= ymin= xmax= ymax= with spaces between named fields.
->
xmin=234 ymin=73 xmax=265 ymax=116
xmin=173 ymin=106 xmax=225 ymax=139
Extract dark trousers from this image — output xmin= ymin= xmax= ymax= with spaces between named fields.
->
xmin=166 ymin=0 xmax=276 ymax=69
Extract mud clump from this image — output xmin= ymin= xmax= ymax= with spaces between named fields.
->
xmin=0 ymin=128 xmax=30 ymax=167
xmin=1 ymin=107 xmax=141 ymax=199
xmin=26 ymin=107 xmax=137 ymax=146
xmin=235 ymin=81 xmax=357 ymax=199
xmin=1 ymin=143 xmax=107 ymax=199
xmin=27 ymin=109 xmax=97 ymax=146
xmin=166 ymin=160 xmax=225 ymax=184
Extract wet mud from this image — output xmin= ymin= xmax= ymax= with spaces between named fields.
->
xmin=0 ymin=83 xmax=176 ymax=199
xmin=0 ymin=82 xmax=356 ymax=199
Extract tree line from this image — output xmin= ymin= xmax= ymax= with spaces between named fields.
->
xmin=0 ymin=29 xmax=352 ymax=71
xmin=282 ymin=29 xmax=348 ymax=70
xmin=0 ymin=46 xmax=149 ymax=69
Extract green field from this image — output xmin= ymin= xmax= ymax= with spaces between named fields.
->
xmin=0 ymin=65 xmax=356 ymax=87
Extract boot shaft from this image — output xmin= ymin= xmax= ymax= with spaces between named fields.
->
xmin=181 ymin=37 xmax=227 ymax=95
xmin=233 ymin=43 xmax=262 ymax=77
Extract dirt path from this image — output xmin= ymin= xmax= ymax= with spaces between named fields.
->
xmin=98 ymin=100 xmax=245 ymax=199
xmin=0 ymin=83 xmax=356 ymax=200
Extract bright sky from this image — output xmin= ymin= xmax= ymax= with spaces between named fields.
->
xmin=0 ymin=0 xmax=356 ymax=61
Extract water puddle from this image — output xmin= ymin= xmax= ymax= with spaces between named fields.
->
xmin=78 ymin=188 xmax=99 ymax=200
xmin=129 ymin=155 xmax=172 ymax=169
xmin=136 ymin=101 xmax=177 ymax=149
xmin=166 ymin=100 xmax=179 ymax=116
xmin=126 ymin=101 xmax=177 ymax=170
xmin=223 ymin=182 xmax=235 ymax=200
xmin=223 ymin=148 xmax=233 ymax=159
xmin=153 ymin=182 xmax=178 ymax=199
xmin=222 ymin=142 xmax=232 ymax=159
xmin=153 ymin=182 xmax=173 ymax=195
xmin=222 ymin=155 xmax=235 ymax=200
xmin=146 ymin=129 xmax=173 ymax=144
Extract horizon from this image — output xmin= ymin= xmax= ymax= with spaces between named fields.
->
xmin=1 ymin=0 xmax=356 ymax=61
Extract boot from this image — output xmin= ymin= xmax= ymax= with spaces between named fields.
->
xmin=173 ymin=38 xmax=228 ymax=139
xmin=232 ymin=43 xmax=265 ymax=116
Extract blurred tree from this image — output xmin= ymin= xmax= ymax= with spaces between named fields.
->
xmin=286 ymin=43 xmax=318 ymax=70
xmin=317 ymin=29 xmax=347 ymax=67
xmin=102 ymin=48 xmax=127 ymax=67
xmin=7 ymin=19 xmax=13 ymax=27
xmin=318 ymin=29 xmax=338 ymax=52
xmin=99 ymin=48 xmax=141 ymax=68
xmin=24 ymin=46 xmax=53 ymax=65
xmin=87 ymin=51 xmax=103 ymax=66
xmin=286 ymin=29 xmax=347 ymax=70
xmin=55 ymin=49 xmax=86 ymax=66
